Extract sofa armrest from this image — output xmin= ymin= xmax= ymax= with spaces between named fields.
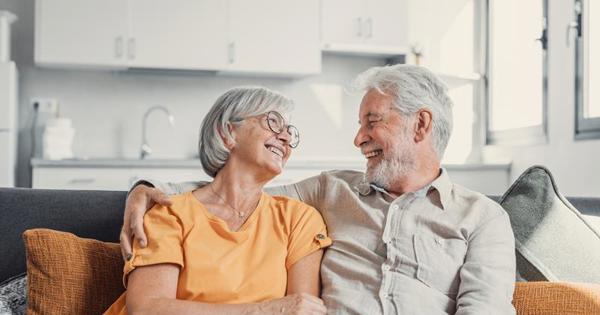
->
xmin=513 ymin=282 xmax=600 ymax=314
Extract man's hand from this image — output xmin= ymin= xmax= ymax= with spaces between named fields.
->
xmin=120 ymin=184 xmax=172 ymax=261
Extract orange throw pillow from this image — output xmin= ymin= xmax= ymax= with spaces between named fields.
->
xmin=513 ymin=281 xmax=600 ymax=315
xmin=23 ymin=229 xmax=124 ymax=315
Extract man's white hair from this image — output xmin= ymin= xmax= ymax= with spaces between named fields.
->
xmin=353 ymin=64 xmax=454 ymax=159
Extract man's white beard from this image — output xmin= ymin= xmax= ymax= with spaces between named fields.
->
xmin=366 ymin=134 xmax=417 ymax=190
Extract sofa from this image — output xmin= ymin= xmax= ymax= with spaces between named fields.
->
xmin=1 ymin=166 xmax=600 ymax=314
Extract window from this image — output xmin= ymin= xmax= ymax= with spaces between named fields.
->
xmin=486 ymin=0 xmax=548 ymax=144
xmin=575 ymin=0 xmax=600 ymax=139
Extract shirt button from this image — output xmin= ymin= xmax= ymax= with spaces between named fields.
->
xmin=315 ymin=233 xmax=326 ymax=240
xmin=391 ymin=204 xmax=399 ymax=211
xmin=382 ymin=265 xmax=390 ymax=271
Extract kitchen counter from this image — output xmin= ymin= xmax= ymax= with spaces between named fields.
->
xmin=31 ymin=158 xmax=203 ymax=169
xmin=31 ymin=157 xmax=510 ymax=171
xmin=31 ymin=158 xmax=511 ymax=194
xmin=30 ymin=157 xmax=371 ymax=170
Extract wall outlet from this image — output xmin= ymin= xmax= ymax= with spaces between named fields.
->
xmin=31 ymin=98 xmax=59 ymax=115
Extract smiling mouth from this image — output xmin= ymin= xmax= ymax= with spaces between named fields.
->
xmin=364 ymin=149 xmax=383 ymax=159
xmin=265 ymin=144 xmax=284 ymax=158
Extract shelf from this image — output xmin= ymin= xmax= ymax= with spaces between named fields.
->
xmin=435 ymin=72 xmax=482 ymax=88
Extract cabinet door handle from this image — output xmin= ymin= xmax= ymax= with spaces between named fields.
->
xmin=67 ymin=178 xmax=96 ymax=184
xmin=366 ymin=18 xmax=373 ymax=38
xmin=228 ymin=42 xmax=235 ymax=64
xmin=356 ymin=17 xmax=363 ymax=37
xmin=128 ymin=38 xmax=136 ymax=60
xmin=115 ymin=36 xmax=123 ymax=58
xmin=566 ymin=1 xmax=581 ymax=47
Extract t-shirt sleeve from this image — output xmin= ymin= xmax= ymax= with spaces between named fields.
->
xmin=123 ymin=203 xmax=184 ymax=287
xmin=286 ymin=204 xmax=332 ymax=269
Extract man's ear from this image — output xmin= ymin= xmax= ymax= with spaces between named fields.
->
xmin=219 ymin=122 xmax=236 ymax=150
xmin=414 ymin=109 xmax=433 ymax=143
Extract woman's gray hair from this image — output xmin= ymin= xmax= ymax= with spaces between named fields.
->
xmin=352 ymin=64 xmax=454 ymax=159
xmin=199 ymin=86 xmax=294 ymax=178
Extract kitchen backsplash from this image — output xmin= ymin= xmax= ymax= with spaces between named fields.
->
xmin=16 ymin=55 xmax=385 ymax=183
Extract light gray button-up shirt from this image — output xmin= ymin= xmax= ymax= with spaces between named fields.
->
xmin=153 ymin=169 xmax=516 ymax=315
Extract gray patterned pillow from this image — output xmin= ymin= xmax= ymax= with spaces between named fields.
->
xmin=0 ymin=274 xmax=27 ymax=315
xmin=500 ymin=165 xmax=600 ymax=283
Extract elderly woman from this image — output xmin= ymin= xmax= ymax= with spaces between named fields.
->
xmin=104 ymin=86 xmax=331 ymax=315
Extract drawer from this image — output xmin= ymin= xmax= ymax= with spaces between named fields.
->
xmin=32 ymin=166 xmax=212 ymax=191
xmin=33 ymin=167 xmax=134 ymax=190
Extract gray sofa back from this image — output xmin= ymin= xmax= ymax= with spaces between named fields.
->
xmin=1 ymin=187 xmax=599 ymax=283
xmin=0 ymin=188 xmax=126 ymax=282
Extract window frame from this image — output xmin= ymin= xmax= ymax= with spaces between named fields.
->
xmin=484 ymin=0 xmax=549 ymax=145
xmin=574 ymin=0 xmax=600 ymax=140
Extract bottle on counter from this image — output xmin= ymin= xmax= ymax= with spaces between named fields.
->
xmin=42 ymin=108 xmax=75 ymax=160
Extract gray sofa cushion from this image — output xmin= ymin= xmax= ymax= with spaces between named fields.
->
xmin=500 ymin=165 xmax=600 ymax=283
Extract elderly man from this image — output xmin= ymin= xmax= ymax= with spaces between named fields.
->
xmin=122 ymin=65 xmax=516 ymax=314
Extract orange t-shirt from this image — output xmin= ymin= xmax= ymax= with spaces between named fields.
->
xmin=104 ymin=191 xmax=331 ymax=314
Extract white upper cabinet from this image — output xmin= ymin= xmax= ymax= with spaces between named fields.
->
xmin=35 ymin=0 xmax=321 ymax=75
xmin=366 ymin=0 xmax=409 ymax=48
xmin=226 ymin=0 xmax=321 ymax=75
xmin=35 ymin=0 xmax=128 ymax=68
xmin=128 ymin=0 xmax=229 ymax=70
xmin=321 ymin=0 xmax=409 ymax=56
xmin=321 ymin=0 xmax=366 ymax=46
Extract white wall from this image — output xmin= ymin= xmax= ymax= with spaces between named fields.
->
xmin=483 ymin=0 xmax=600 ymax=197
xmin=1 ymin=0 xmax=384 ymax=187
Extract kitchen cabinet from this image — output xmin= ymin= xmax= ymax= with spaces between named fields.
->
xmin=31 ymin=161 xmax=211 ymax=191
xmin=128 ymin=0 xmax=229 ymax=70
xmin=320 ymin=0 xmax=409 ymax=56
xmin=35 ymin=0 xmax=321 ymax=75
xmin=33 ymin=167 xmax=139 ymax=191
xmin=225 ymin=0 xmax=320 ymax=75
xmin=35 ymin=0 xmax=128 ymax=68
xmin=36 ymin=0 xmax=228 ymax=70
xmin=31 ymin=159 xmax=511 ymax=195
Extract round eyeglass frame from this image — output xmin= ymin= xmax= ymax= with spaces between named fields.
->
xmin=265 ymin=111 xmax=300 ymax=148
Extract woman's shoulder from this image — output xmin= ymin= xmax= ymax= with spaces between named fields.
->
xmin=267 ymin=193 xmax=311 ymax=208
xmin=148 ymin=192 xmax=197 ymax=217
xmin=169 ymin=192 xmax=192 ymax=204
xmin=264 ymin=193 xmax=322 ymax=217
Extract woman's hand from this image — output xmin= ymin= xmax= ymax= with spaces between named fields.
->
xmin=255 ymin=293 xmax=327 ymax=315
xmin=120 ymin=184 xmax=172 ymax=261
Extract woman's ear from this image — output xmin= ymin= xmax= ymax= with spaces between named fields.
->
xmin=219 ymin=122 xmax=237 ymax=150
xmin=414 ymin=109 xmax=433 ymax=143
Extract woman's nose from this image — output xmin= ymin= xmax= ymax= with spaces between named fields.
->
xmin=277 ymin=128 xmax=291 ymax=143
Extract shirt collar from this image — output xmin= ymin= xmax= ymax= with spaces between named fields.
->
xmin=354 ymin=168 xmax=453 ymax=210
xmin=428 ymin=168 xmax=452 ymax=210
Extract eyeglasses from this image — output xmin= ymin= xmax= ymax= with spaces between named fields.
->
xmin=265 ymin=111 xmax=300 ymax=148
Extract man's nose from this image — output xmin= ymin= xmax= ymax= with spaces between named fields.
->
xmin=354 ymin=126 xmax=368 ymax=148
